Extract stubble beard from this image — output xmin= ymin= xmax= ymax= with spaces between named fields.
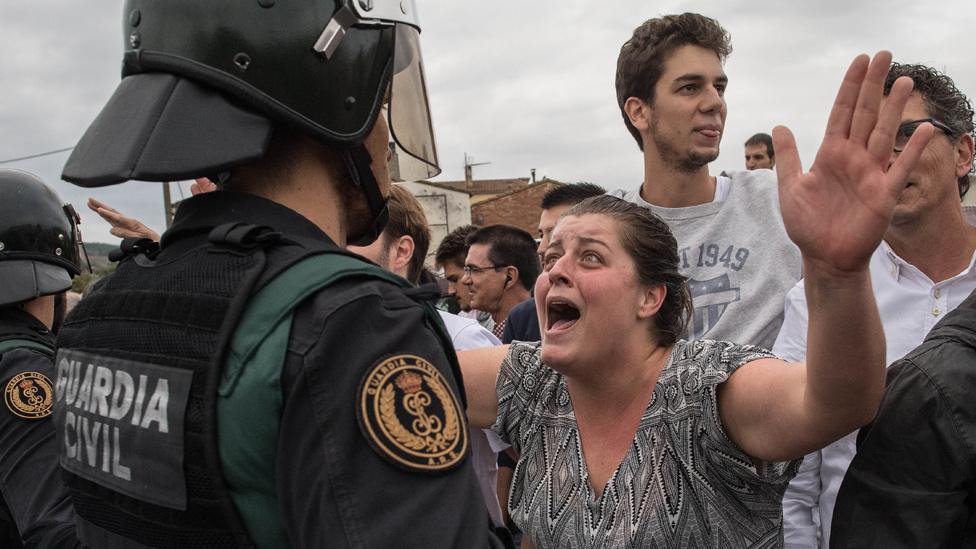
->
xmin=649 ymin=114 xmax=719 ymax=173
xmin=339 ymin=176 xmax=388 ymax=246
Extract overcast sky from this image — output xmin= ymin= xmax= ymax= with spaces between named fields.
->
xmin=2 ymin=1 xmax=974 ymax=244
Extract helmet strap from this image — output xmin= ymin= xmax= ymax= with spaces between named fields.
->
xmin=342 ymin=144 xmax=389 ymax=247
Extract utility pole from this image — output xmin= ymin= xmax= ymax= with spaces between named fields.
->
xmin=463 ymin=152 xmax=490 ymax=189
xmin=162 ymin=181 xmax=174 ymax=229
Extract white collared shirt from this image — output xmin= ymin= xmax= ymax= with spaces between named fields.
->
xmin=773 ymin=206 xmax=976 ymax=548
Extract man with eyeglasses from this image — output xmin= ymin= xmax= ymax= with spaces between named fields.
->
xmin=773 ymin=62 xmax=976 ymax=548
xmin=463 ymin=226 xmax=541 ymax=341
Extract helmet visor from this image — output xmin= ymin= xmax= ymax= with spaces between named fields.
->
xmin=0 ymin=261 xmax=74 ymax=305
xmin=388 ymin=24 xmax=440 ymax=181
xmin=63 ymin=204 xmax=92 ymax=275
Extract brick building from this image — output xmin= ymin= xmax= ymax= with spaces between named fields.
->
xmin=470 ymin=178 xmax=565 ymax=234
xmin=427 ymin=177 xmax=531 ymax=205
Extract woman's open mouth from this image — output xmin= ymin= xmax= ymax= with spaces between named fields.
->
xmin=546 ymin=299 xmax=581 ymax=332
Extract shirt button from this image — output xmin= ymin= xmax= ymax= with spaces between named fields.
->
xmin=933 ymin=307 xmax=941 ymax=316
xmin=934 ymin=288 xmax=942 ymax=298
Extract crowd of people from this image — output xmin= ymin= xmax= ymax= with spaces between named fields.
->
xmin=1 ymin=4 xmax=974 ymax=549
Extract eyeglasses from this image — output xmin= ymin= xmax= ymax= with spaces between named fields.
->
xmin=894 ymin=118 xmax=956 ymax=153
xmin=462 ymin=263 xmax=508 ymax=276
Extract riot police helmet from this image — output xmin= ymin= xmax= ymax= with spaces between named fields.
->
xmin=0 ymin=169 xmax=87 ymax=306
xmin=62 ymin=0 xmax=440 ymax=243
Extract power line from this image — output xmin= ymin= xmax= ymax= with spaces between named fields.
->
xmin=0 ymin=147 xmax=74 ymax=165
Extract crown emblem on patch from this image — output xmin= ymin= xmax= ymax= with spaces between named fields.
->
xmin=358 ymin=355 xmax=468 ymax=473
xmin=394 ymin=371 xmax=423 ymax=394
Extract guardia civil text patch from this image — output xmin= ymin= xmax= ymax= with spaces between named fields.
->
xmin=53 ymin=349 xmax=193 ymax=510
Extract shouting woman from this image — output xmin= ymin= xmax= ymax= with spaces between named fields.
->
xmin=460 ymin=51 xmax=933 ymax=548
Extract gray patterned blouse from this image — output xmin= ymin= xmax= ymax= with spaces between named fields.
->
xmin=492 ymin=340 xmax=800 ymax=548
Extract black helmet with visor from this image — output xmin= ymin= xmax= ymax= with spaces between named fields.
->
xmin=0 ymin=169 xmax=88 ymax=306
xmin=63 ymin=0 xmax=439 ymax=242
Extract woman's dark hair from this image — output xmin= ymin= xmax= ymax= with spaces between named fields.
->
xmin=567 ymin=195 xmax=692 ymax=346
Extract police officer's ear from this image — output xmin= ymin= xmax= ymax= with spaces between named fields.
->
xmin=503 ymin=267 xmax=516 ymax=289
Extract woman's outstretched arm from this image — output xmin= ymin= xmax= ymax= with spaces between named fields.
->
xmin=719 ymin=51 xmax=933 ymax=462
xmin=458 ymin=344 xmax=510 ymax=429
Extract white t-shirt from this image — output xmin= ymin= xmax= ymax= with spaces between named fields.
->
xmin=713 ymin=174 xmax=732 ymax=202
xmin=610 ymin=170 xmax=802 ymax=350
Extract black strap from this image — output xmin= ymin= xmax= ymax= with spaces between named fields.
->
xmin=109 ymin=237 xmax=160 ymax=262
xmin=208 ymin=223 xmax=289 ymax=252
xmin=341 ymin=145 xmax=389 ymax=247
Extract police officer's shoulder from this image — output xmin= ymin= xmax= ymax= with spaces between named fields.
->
xmin=0 ymin=346 xmax=53 ymax=364
xmin=286 ymin=274 xmax=429 ymax=353
xmin=284 ymin=269 xmax=470 ymax=475
xmin=0 ymin=312 xmax=56 ymax=424
xmin=0 ymin=349 xmax=56 ymax=423
xmin=304 ymin=270 xmax=423 ymax=317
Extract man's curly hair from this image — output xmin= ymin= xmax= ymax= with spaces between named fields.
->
xmin=615 ymin=13 xmax=732 ymax=151
xmin=885 ymin=63 xmax=976 ymax=198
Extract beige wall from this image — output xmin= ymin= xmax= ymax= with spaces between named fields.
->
xmin=398 ymin=181 xmax=472 ymax=267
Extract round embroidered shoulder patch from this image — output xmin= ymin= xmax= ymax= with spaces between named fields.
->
xmin=358 ymin=354 xmax=468 ymax=472
xmin=5 ymin=371 xmax=54 ymax=420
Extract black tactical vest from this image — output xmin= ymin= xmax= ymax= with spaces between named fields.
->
xmin=55 ymin=228 xmax=271 ymax=548
xmin=52 ymin=225 xmax=450 ymax=548
xmin=55 ymin=224 xmax=466 ymax=549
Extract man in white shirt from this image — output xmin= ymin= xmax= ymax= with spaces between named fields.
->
xmin=775 ymin=62 xmax=976 ymax=548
